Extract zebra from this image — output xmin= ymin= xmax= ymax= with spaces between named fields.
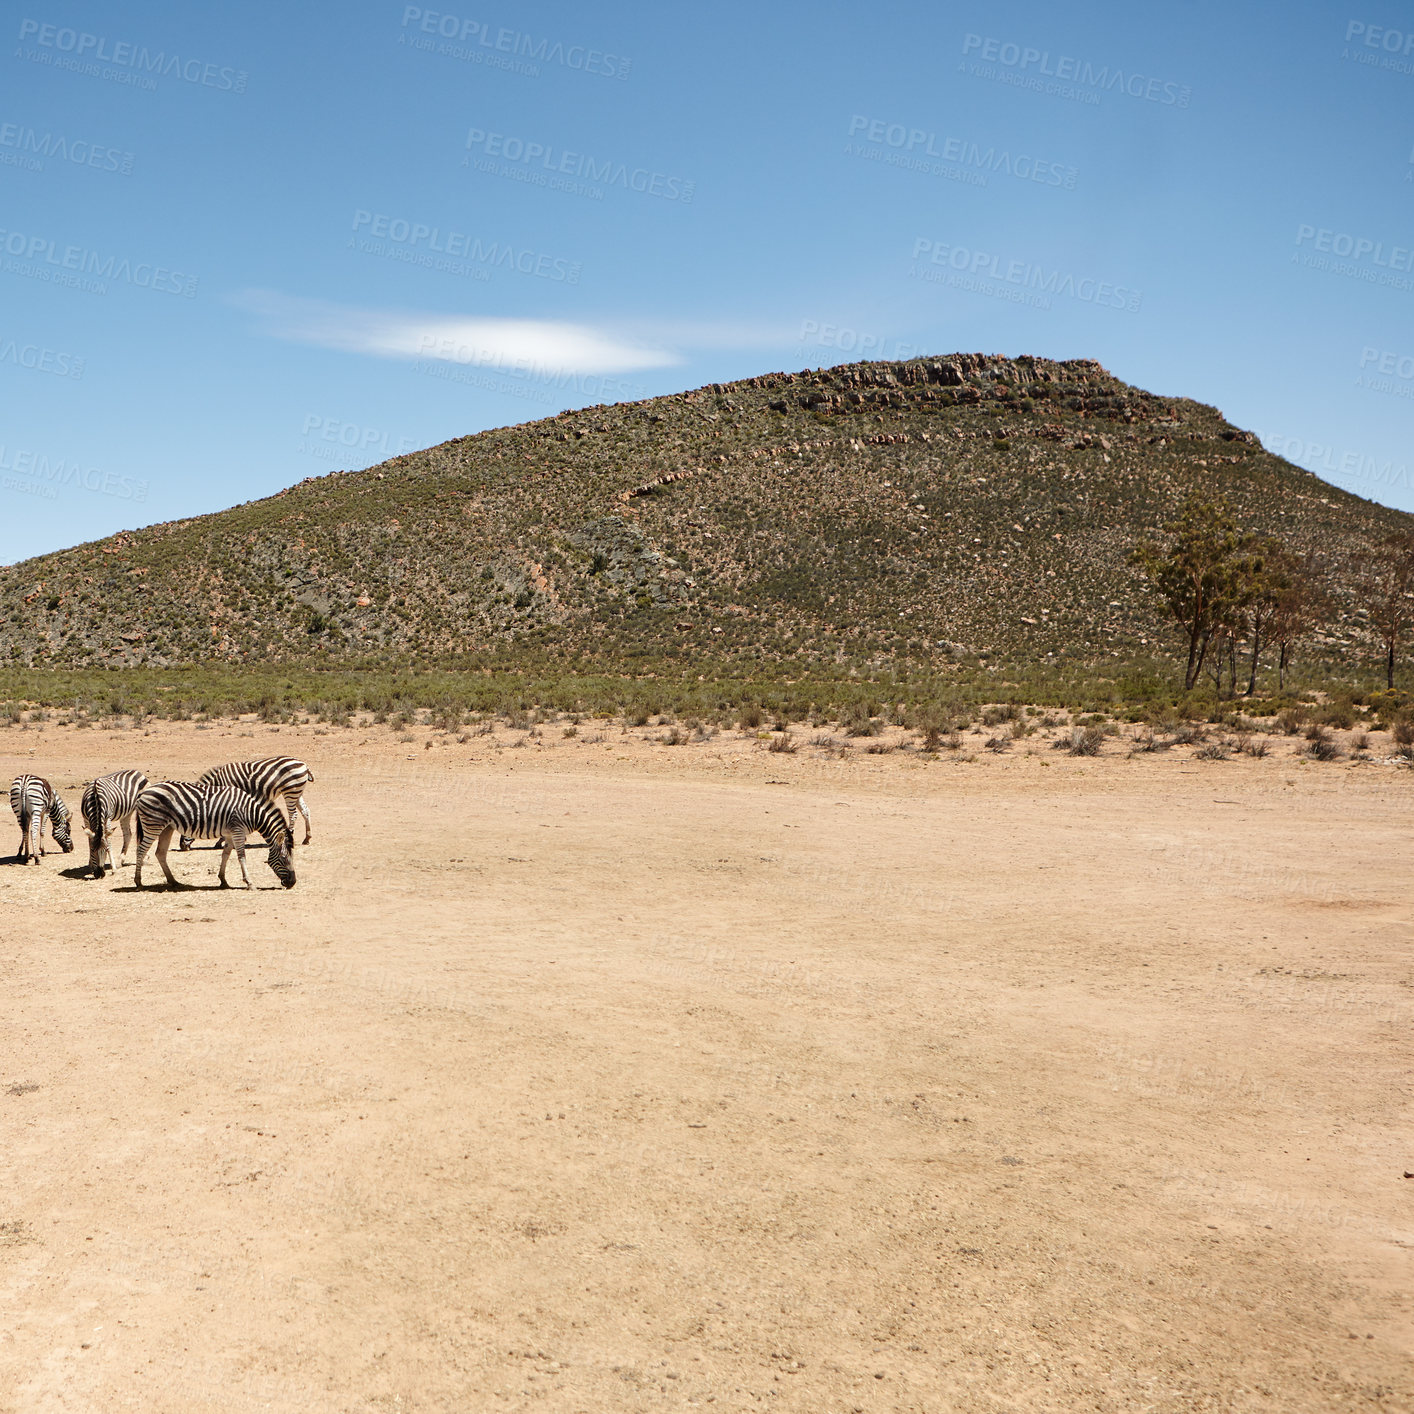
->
xmin=9 ymin=775 xmax=74 ymax=864
xmin=80 ymin=769 xmax=149 ymax=878
xmin=178 ymin=757 xmax=314 ymax=852
xmin=134 ymin=782 xmax=296 ymax=890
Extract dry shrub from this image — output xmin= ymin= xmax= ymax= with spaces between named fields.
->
xmin=767 ymin=732 xmax=797 ymax=753
xmin=1194 ymin=742 xmax=1228 ymax=761
xmin=844 ymin=705 xmax=880 ymax=737
xmin=1304 ymin=726 xmax=1342 ymax=761
xmin=1064 ymin=725 xmax=1105 ymax=756
xmin=914 ymin=711 xmax=949 ymax=752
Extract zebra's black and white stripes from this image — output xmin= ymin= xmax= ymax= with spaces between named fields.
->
xmin=178 ymin=757 xmax=314 ymax=851
xmin=81 ymin=769 xmax=149 ymax=878
xmin=135 ymin=782 xmax=296 ymax=890
xmin=9 ymin=775 xmax=74 ymax=864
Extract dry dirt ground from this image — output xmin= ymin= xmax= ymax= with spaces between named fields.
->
xmin=1 ymin=717 xmax=1411 ymax=1413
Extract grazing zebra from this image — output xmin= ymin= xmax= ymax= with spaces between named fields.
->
xmin=178 ymin=757 xmax=314 ymax=851
xmin=80 ymin=769 xmax=149 ymax=878
xmin=10 ymin=775 xmax=74 ymax=864
xmin=135 ymin=782 xmax=296 ymax=890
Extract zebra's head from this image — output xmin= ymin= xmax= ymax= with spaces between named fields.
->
xmin=267 ymin=833 xmax=297 ymax=889
xmin=50 ymin=800 xmax=74 ymax=854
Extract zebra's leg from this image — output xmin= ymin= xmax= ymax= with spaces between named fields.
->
xmin=116 ymin=814 xmax=133 ymax=868
xmin=154 ymin=826 xmax=179 ymax=888
xmin=295 ymin=791 xmax=311 ymax=845
xmin=29 ymin=817 xmax=42 ymax=864
xmin=218 ymin=836 xmax=233 ymax=888
xmin=134 ymin=823 xmax=151 ymax=886
xmin=235 ymin=828 xmax=253 ymax=889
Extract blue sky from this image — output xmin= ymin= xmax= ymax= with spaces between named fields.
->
xmin=3 ymin=0 xmax=1412 ymax=563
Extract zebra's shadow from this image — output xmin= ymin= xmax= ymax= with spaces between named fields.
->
xmin=108 ymin=881 xmax=276 ymax=893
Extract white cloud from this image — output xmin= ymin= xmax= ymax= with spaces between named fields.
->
xmin=236 ymin=290 xmax=682 ymax=375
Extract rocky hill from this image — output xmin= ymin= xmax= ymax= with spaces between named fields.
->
xmin=0 ymin=353 xmax=1405 ymax=674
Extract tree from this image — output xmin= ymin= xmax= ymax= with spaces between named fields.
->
xmin=1263 ymin=555 xmax=1326 ymax=692
xmin=1354 ymin=532 xmax=1414 ymax=688
xmin=1237 ymin=542 xmax=1313 ymax=696
xmin=1129 ymin=498 xmax=1266 ymax=692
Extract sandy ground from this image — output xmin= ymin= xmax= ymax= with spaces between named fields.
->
xmin=1 ymin=716 xmax=1411 ymax=1413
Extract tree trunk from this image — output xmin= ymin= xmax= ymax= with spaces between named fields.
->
xmin=1278 ymin=640 xmax=1289 ymax=691
xmin=1387 ymin=636 xmax=1396 ymax=690
xmin=1188 ymin=624 xmax=1216 ymax=693
xmin=1246 ymin=626 xmax=1262 ymax=696
xmin=1184 ymin=623 xmax=1203 ymax=691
